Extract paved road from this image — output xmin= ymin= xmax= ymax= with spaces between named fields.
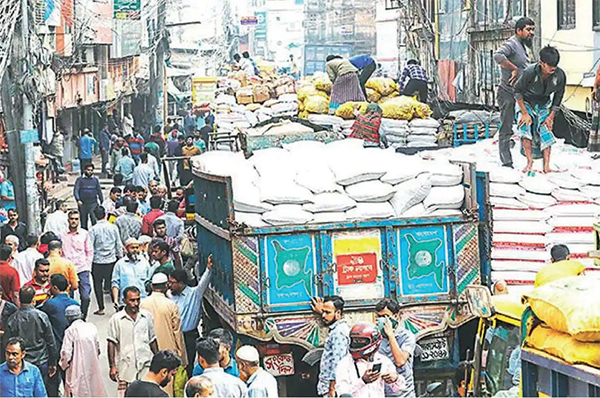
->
xmin=86 ymin=292 xmax=117 ymax=396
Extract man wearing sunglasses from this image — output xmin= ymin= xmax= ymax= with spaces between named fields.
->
xmin=375 ymin=298 xmax=416 ymax=398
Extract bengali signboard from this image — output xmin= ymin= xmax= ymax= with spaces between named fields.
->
xmin=114 ymin=0 xmax=140 ymax=20
xmin=264 ymin=353 xmax=295 ymax=376
xmin=332 ymin=229 xmax=384 ymax=301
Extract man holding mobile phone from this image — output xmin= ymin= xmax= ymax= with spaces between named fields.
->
xmin=376 ymin=298 xmax=417 ymax=398
xmin=335 ymin=322 xmax=404 ymax=397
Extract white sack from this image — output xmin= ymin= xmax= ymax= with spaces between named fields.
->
xmin=493 ymin=221 xmax=552 ymax=234
xmin=381 ymin=156 xmax=428 ymax=185
xmin=423 ymin=185 xmax=465 ymax=210
xmin=548 ymin=173 xmax=583 ymax=189
xmin=551 ymin=188 xmax=591 ymax=202
xmin=428 ymin=162 xmax=463 ymax=187
xmin=262 ymin=205 xmax=314 ymax=225
xmin=311 ymin=212 xmax=348 ymax=224
xmin=259 ymin=179 xmax=314 ymax=205
xmin=545 ymin=203 xmax=600 ymax=217
xmin=490 ymin=183 xmax=526 ymax=198
xmin=390 ymin=175 xmax=432 ymax=216
xmin=346 ymin=203 xmax=395 ymax=220
xmin=489 ymin=168 xmax=522 ymax=184
xmin=492 ymin=209 xmax=548 ymax=221
xmin=517 ymin=193 xmax=557 ymax=209
xmin=233 ymin=182 xmax=274 ymax=213
xmin=303 ymin=193 xmax=357 ymax=213
xmin=409 ymin=118 xmax=440 ymax=128
xmin=519 ymin=175 xmax=556 ymax=195
xmin=235 ymin=212 xmax=269 ymax=228
xmin=345 ymin=181 xmax=395 ymax=202
xmin=295 ymin=166 xmax=339 ymax=194
xmin=490 ymin=196 xmax=529 ymax=209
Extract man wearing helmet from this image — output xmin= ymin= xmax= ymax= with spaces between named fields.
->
xmin=376 ymin=298 xmax=416 ymax=397
xmin=311 ymin=295 xmax=351 ymax=397
xmin=335 ymin=322 xmax=404 ymax=397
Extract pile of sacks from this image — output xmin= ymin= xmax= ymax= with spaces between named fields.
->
xmin=523 ymin=276 xmax=600 ymax=369
xmin=297 ymin=74 xmax=332 ymax=119
xmin=365 ymin=78 xmax=399 ymax=103
xmin=381 ymin=118 xmax=441 ymax=149
xmin=190 ymin=139 xmax=466 ymax=227
xmin=425 ymin=137 xmax=600 ymax=289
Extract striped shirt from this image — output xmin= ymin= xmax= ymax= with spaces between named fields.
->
xmin=399 ymin=64 xmax=428 ymax=90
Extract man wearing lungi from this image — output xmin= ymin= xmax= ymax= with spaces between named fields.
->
xmin=514 ymin=46 xmax=566 ymax=174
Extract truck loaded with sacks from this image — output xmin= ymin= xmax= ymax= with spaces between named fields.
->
xmin=190 ymin=138 xmax=492 ymax=396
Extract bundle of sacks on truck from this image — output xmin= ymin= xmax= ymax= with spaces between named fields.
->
xmin=224 ymin=71 xmax=296 ymax=105
xmin=297 ymin=75 xmax=440 ymax=147
xmin=190 ymin=138 xmax=466 ymax=227
xmin=523 ymin=276 xmax=600 ymax=370
xmin=427 ymin=137 xmax=600 ymax=290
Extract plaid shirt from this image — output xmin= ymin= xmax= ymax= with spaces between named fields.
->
xmin=399 ymin=64 xmax=428 ymax=90
xmin=115 ymin=212 xmax=142 ymax=245
xmin=317 ymin=319 xmax=351 ymax=396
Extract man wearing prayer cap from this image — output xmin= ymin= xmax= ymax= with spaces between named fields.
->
xmin=111 ymin=237 xmax=151 ymax=308
xmin=60 ymin=305 xmax=106 ymax=397
xmin=141 ymin=273 xmax=187 ymax=396
xmin=236 ymin=345 xmax=279 ymax=398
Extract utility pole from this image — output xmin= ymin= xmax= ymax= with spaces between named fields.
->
xmin=21 ymin=0 xmax=40 ymax=233
xmin=154 ymin=0 xmax=167 ymax=127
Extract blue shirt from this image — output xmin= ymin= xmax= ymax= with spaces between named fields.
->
xmin=41 ymin=293 xmax=79 ymax=344
xmin=116 ymin=156 xmax=136 ymax=182
xmin=317 ymin=319 xmax=350 ymax=396
xmin=350 ymin=54 xmax=375 ymax=69
xmin=79 ymin=135 xmax=97 ymax=160
xmin=379 ymin=327 xmax=417 ymax=398
xmin=0 ymin=361 xmax=47 ymax=397
xmin=0 ymin=180 xmax=16 ymax=210
xmin=170 ymin=268 xmax=212 ymax=332
xmin=193 ymin=357 xmax=239 ymax=377
xmin=99 ymin=129 xmax=112 ymax=152
xmin=111 ymin=256 xmax=151 ymax=305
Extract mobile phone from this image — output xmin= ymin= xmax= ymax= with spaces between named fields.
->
xmin=372 ymin=363 xmax=382 ymax=373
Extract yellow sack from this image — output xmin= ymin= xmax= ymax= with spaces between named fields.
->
xmin=524 ymin=276 xmax=600 ymax=342
xmin=314 ymin=90 xmax=330 ymax=101
xmin=380 ymin=96 xmax=417 ymax=120
xmin=298 ymin=111 xmax=309 ymax=119
xmin=314 ymin=77 xmax=332 ymax=93
xmin=365 ymin=78 xmax=396 ymax=96
xmin=298 ymin=86 xmax=318 ymax=101
xmin=366 ymin=88 xmax=381 ymax=103
xmin=377 ymin=95 xmax=395 ymax=105
xmin=526 ymin=325 xmax=600 ymax=368
xmin=305 ymin=95 xmax=329 ymax=114
xmin=335 ymin=102 xmax=369 ymax=119
xmin=413 ymin=102 xmax=433 ymax=119
xmin=298 ymin=100 xmax=306 ymax=112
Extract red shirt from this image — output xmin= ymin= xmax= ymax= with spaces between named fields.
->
xmin=141 ymin=209 xmax=165 ymax=237
xmin=0 ymin=261 xmax=20 ymax=303
xmin=23 ymin=279 xmax=50 ymax=306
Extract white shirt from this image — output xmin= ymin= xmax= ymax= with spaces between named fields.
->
xmin=44 ymin=210 xmax=69 ymax=234
xmin=12 ymin=247 xmax=43 ymax=286
xmin=335 ymin=352 xmax=404 ymax=398
xmin=239 ymin=59 xmax=255 ymax=77
xmin=247 ymin=368 xmax=279 ymax=398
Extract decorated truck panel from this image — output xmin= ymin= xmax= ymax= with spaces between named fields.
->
xmin=194 ymin=161 xmax=490 ymax=396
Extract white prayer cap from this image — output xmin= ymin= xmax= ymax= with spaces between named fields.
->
xmin=236 ymin=345 xmax=260 ymax=363
xmin=152 ymin=273 xmax=168 ymax=285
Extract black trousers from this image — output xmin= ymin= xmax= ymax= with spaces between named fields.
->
xmin=92 ymin=262 xmax=115 ymax=312
xmin=402 ymin=79 xmax=429 ymax=103
xmin=183 ymin=329 xmax=199 ymax=378
xmin=78 ymin=202 xmax=98 ymax=230
xmin=358 ymin=62 xmax=377 ymax=97
xmin=497 ymin=86 xmax=516 ymax=167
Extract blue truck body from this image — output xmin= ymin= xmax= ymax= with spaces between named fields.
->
xmin=194 ymin=162 xmax=492 ymax=396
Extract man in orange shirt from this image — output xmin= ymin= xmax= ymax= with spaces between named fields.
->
xmin=23 ymin=258 xmax=51 ymax=307
xmin=535 ymin=244 xmax=585 ymax=287
xmin=47 ymin=240 xmax=79 ymax=292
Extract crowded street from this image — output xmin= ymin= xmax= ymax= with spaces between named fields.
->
xmin=1 ymin=0 xmax=600 ymax=397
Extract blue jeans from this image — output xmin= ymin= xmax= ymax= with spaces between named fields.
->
xmin=78 ymin=271 xmax=92 ymax=319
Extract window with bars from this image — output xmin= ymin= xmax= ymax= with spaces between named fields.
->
xmin=558 ymin=0 xmax=576 ymax=30
xmin=479 ymin=50 xmax=501 ymax=88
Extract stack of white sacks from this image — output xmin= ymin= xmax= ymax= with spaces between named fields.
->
xmin=428 ymin=137 xmax=600 ymax=288
xmin=190 ymin=138 xmax=465 ymax=228
xmin=381 ymin=118 xmax=441 ymax=149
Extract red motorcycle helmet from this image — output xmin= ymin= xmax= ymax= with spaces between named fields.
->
xmin=349 ymin=322 xmax=382 ymax=360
